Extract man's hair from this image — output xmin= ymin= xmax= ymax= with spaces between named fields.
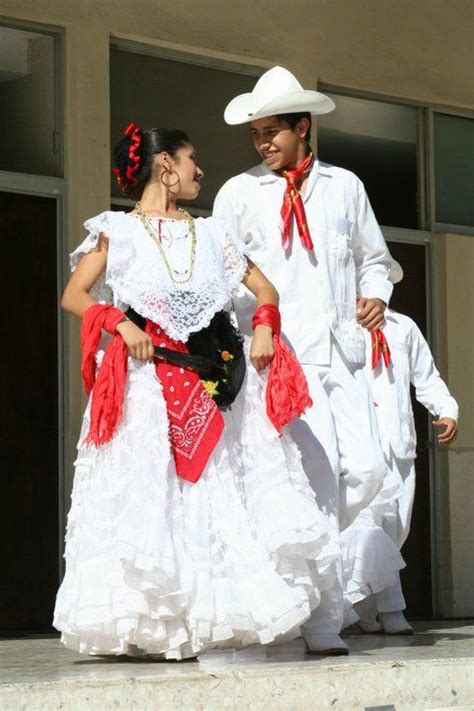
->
xmin=276 ymin=112 xmax=312 ymax=143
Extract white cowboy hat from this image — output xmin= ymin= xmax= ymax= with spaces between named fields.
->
xmin=224 ymin=66 xmax=336 ymax=125
xmin=389 ymin=260 xmax=404 ymax=284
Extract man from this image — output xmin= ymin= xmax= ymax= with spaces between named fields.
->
xmin=342 ymin=261 xmax=459 ymax=634
xmin=214 ymin=66 xmax=393 ymax=654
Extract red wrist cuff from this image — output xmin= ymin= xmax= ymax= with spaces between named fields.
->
xmin=252 ymin=304 xmax=281 ymax=335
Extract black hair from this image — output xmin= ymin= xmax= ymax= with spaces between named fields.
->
xmin=276 ymin=112 xmax=312 ymax=144
xmin=112 ymin=126 xmax=190 ymax=196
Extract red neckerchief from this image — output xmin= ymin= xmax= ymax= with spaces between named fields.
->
xmin=81 ymin=304 xmax=224 ymax=483
xmin=252 ymin=304 xmax=312 ymax=432
xmin=371 ymin=328 xmax=391 ymax=369
xmin=279 ymin=152 xmax=314 ymax=251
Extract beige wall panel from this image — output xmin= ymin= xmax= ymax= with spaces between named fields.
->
xmin=0 ymin=0 xmax=473 ymax=108
xmin=445 ymin=234 xmax=474 ymax=449
xmin=434 ymin=235 xmax=473 ymax=615
xmin=62 ymin=22 xmax=110 ymax=498
xmin=444 ymin=449 xmax=474 ymax=615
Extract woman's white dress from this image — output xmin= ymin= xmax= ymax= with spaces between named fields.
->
xmin=53 ymin=211 xmax=340 ymax=659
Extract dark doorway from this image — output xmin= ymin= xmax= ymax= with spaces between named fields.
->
xmin=386 ymin=240 xmax=432 ymax=618
xmin=0 ymin=191 xmax=59 ymax=632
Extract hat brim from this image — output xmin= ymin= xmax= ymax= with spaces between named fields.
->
xmin=224 ymin=89 xmax=336 ymax=125
xmin=389 ymin=260 xmax=404 ymax=285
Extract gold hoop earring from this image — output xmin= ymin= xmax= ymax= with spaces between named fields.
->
xmin=160 ymin=169 xmax=181 ymax=189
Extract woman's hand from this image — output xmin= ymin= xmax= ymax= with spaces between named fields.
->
xmin=250 ymin=324 xmax=274 ymax=371
xmin=116 ymin=320 xmax=155 ymax=361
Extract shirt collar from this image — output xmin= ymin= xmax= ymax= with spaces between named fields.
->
xmin=258 ymin=158 xmax=321 ymax=201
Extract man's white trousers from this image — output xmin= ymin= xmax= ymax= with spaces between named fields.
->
xmin=289 ymin=340 xmax=387 ymax=634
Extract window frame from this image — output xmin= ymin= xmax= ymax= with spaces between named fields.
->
xmin=0 ymin=18 xmax=66 ymax=580
xmin=0 ymin=19 xmax=64 ymax=178
xmin=318 ymin=83 xmax=474 ymax=236
xmin=427 ymin=107 xmax=474 ymax=236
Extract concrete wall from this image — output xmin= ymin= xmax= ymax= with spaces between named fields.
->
xmin=0 ymin=0 xmax=472 ymax=616
xmin=439 ymin=236 xmax=474 ymax=616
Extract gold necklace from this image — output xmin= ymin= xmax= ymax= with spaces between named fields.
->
xmin=134 ymin=202 xmax=197 ymax=285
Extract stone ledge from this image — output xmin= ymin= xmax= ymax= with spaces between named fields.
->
xmin=1 ymin=622 xmax=473 ymax=711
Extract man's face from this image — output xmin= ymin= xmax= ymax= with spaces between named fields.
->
xmin=250 ymin=116 xmax=307 ymax=171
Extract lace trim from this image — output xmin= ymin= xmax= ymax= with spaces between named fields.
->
xmin=72 ymin=213 xmax=249 ymax=341
xmin=106 ymin=261 xmax=246 ymax=343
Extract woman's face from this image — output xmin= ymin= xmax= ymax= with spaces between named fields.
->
xmin=165 ymin=144 xmax=204 ymax=200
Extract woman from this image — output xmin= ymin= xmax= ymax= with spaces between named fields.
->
xmin=53 ymin=123 xmax=339 ymax=660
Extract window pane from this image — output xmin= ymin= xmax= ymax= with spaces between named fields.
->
xmin=434 ymin=113 xmax=474 ymax=227
xmin=0 ymin=26 xmax=61 ymax=176
xmin=318 ymin=94 xmax=419 ymax=229
xmin=110 ymin=48 xmax=258 ymax=210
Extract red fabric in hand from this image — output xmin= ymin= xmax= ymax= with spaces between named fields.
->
xmin=371 ymin=328 xmax=391 ymax=369
xmin=252 ymin=304 xmax=313 ymax=432
xmin=81 ymin=304 xmax=128 ymax=446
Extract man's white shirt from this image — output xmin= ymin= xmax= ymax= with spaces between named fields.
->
xmin=364 ymin=310 xmax=459 ymax=460
xmin=214 ymin=159 xmax=393 ymax=366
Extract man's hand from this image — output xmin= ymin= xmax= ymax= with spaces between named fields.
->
xmin=433 ymin=417 xmax=458 ymax=445
xmin=357 ymin=297 xmax=386 ymax=331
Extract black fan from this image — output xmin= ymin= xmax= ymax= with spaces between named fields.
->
xmin=126 ymin=308 xmax=246 ymax=409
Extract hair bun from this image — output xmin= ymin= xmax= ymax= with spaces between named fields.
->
xmin=112 ymin=123 xmax=143 ymax=194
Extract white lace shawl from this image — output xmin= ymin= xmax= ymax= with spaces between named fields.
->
xmin=70 ymin=211 xmax=248 ymax=342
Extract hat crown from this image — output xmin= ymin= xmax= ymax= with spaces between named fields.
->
xmin=253 ymin=66 xmax=304 ymax=104
xmin=223 ymin=65 xmax=335 ymax=125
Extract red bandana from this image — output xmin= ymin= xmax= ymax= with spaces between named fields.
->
xmin=371 ymin=328 xmax=392 ymax=369
xmin=280 ymin=152 xmax=314 ymax=251
xmin=81 ymin=304 xmax=224 ymax=483
xmin=145 ymin=320 xmax=224 ymax=483
xmin=252 ymin=304 xmax=313 ymax=432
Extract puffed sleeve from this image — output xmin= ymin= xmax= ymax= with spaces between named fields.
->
xmin=208 ymin=217 xmax=249 ymax=296
xmin=70 ymin=212 xmax=112 ymax=272
xmin=69 ymin=211 xmax=114 ymax=303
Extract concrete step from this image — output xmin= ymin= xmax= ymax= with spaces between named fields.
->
xmin=1 ymin=621 xmax=473 ymax=710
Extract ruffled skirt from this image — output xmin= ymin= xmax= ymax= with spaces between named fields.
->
xmin=54 ymin=343 xmax=339 ymax=659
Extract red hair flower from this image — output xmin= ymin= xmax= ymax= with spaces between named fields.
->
xmin=113 ymin=122 xmax=142 ymax=194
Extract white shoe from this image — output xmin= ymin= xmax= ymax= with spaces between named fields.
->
xmin=302 ymin=632 xmax=349 ymax=656
xmin=356 ymin=618 xmax=383 ymax=634
xmin=380 ymin=611 xmax=414 ymax=635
